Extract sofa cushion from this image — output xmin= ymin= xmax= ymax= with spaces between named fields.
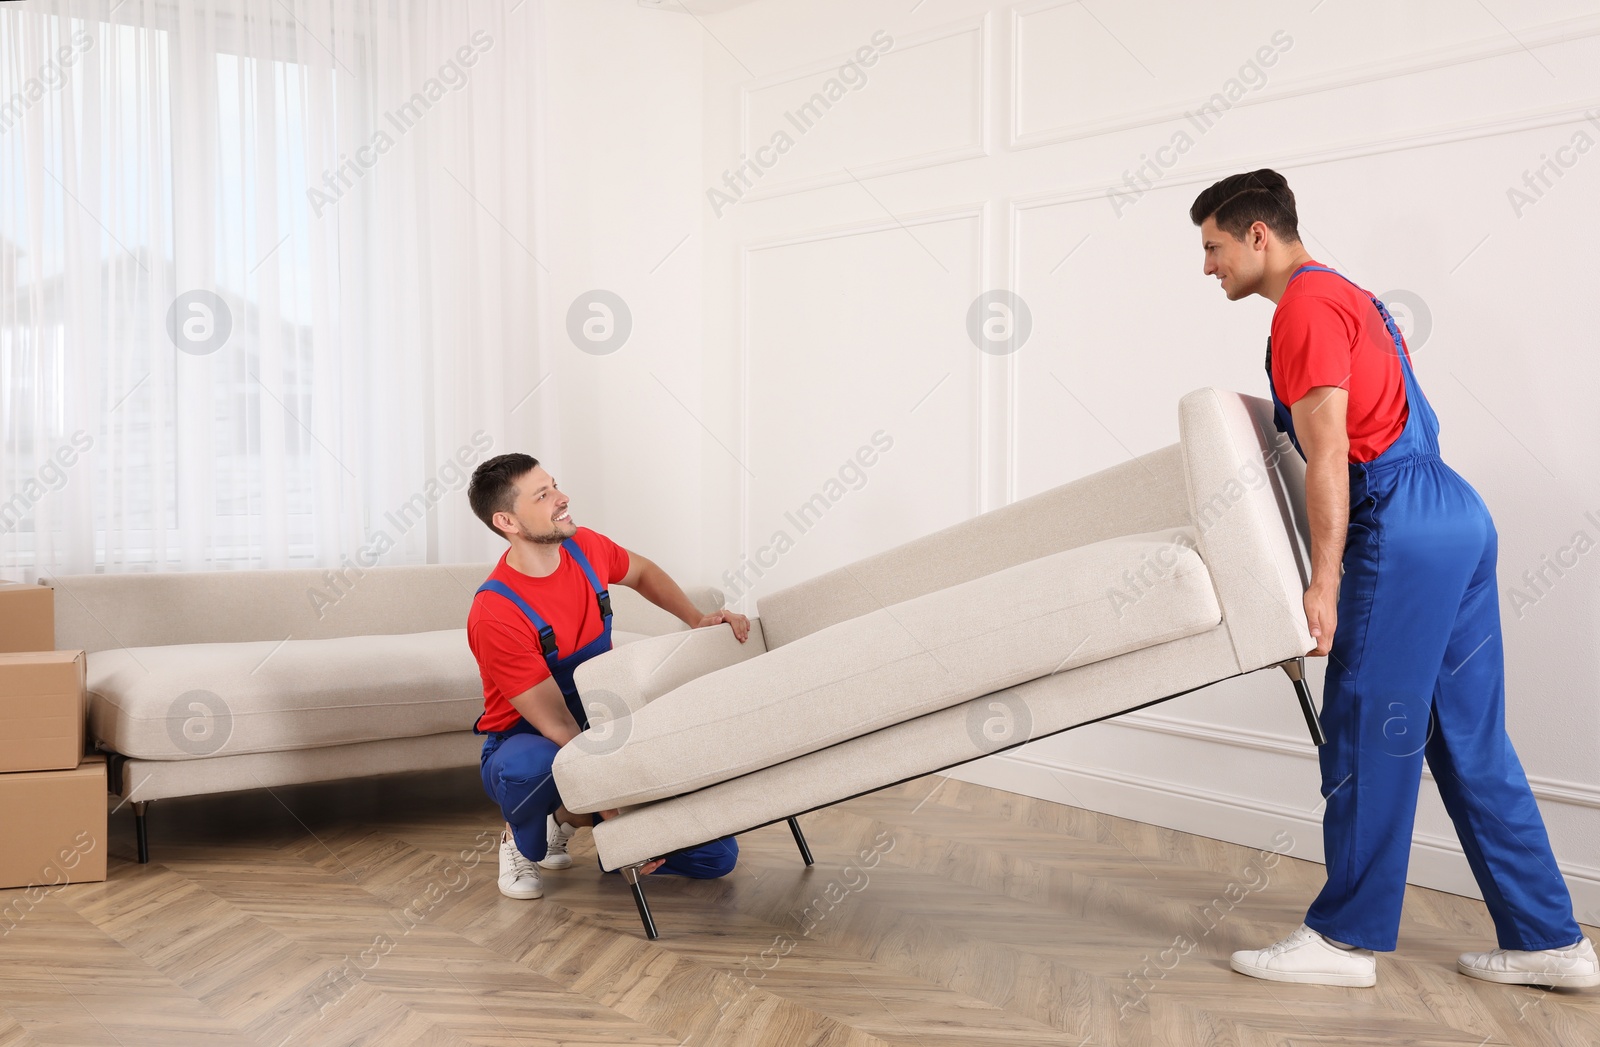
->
xmin=88 ymin=627 xmax=654 ymax=760
xmin=553 ymin=528 xmax=1221 ymax=811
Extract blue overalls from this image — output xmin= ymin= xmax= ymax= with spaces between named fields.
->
xmin=1268 ymin=264 xmax=1581 ymax=952
xmin=476 ymin=538 xmax=737 ymax=877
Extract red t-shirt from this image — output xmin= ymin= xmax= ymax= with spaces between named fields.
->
xmin=467 ymin=527 xmax=631 ymax=733
xmin=1269 ymin=262 xmax=1410 ymax=463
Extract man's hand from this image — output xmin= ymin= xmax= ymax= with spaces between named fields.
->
xmin=1304 ymin=580 xmax=1338 ymax=656
xmin=597 ymin=808 xmax=667 ymax=874
xmin=695 ymin=609 xmax=750 ymax=643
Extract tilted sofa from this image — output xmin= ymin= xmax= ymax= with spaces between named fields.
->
xmin=554 ymin=388 xmax=1323 ymax=937
xmin=52 ymin=562 xmax=725 ymax=860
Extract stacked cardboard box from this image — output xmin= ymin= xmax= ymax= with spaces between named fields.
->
xmin=0 ymin=580 xmax=107 ymax=892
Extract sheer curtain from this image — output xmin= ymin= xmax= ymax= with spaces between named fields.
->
xmin=0 ymin=0 xmax=548 ymax=576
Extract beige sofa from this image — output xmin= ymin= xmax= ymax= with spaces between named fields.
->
xmin=555 ymin=388 xmax=1322 ymax=937
xmin=52 ymin=562 xmax=724 ymax=861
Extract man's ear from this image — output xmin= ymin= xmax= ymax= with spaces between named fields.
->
xmin=493 ymin=510 xmax=517 ymax=539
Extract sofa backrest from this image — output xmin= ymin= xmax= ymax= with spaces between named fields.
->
xmin=52 ymin=562 xmax=724 ymax=654
xmin=756 ymin=388 xmax=1314 ymax=667
xmin=1177 ymin=387 xmax=1314 ymax=672
xmin=756 ymin=442 xmax=1192 ymax=651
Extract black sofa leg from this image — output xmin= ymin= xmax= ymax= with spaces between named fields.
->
xmin=133 ymin=801 xmax=151 ymax=864
xmin=787 ymin=816 xmax=814 ymax=867
xmin=622 ymin=864 xmax=659 ymax=940
xmin=1280 ymin=657 xmax=1327 ymax=746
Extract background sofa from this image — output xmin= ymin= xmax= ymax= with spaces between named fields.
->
xmin=52 ymin=562 xmax=724 ymax=861
xmin=555 ymin=388 xmax=1320 ymax=937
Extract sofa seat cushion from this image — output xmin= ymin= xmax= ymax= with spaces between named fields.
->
xmin=89 ymin=627 xmax=655 ymax=760
xmin=554 ymin=528 xmax=1220 ymax=811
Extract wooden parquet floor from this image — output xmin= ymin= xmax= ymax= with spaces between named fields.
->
xmin=2 ymin=770 xmax=1596 ymax=1046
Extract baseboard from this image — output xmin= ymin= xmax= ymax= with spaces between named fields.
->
xmin=1116 ymin=709 xmax=1600 ymax=813
xmin=944 ymin=750 xmax=1600 ymax=924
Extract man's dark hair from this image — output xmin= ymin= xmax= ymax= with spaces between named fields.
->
xmin=469 ymin=452 xmax=539 ymax=539
xmin=1189 ymin=168 xmax=1300 ymax=244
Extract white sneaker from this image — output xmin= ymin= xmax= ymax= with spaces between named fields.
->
xmin=497 ymin=831 xmax=543 ymax=899
xmin=536 ymin=815 xmax=578 ymax=870
xmin=1230 ymin=924 xmax=1377 ymax=986
xmin=1457 ymin=937 xmax=1600 ymax=988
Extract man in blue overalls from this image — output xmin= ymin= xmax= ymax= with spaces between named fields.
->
xmin=466 ymin=453 xmax=748 ymax=900
xmin=1190 ymin=169 xmax=1597 ymax=988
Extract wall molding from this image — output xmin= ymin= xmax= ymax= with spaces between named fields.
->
xmin=734 ymin=12 xmax=990 ymax=203
xmin=1006 ymin=93 xmax=1600 ymax=231
xmin=1008 ymin=3 xmax=1600 ymax=151
xmin=948 ymin=745 xmax=1600 ymax=918
xmin=740 ymin=200 xmax=987 ymax=255
xmin=736 ymin=203 xmax=991 ymax=608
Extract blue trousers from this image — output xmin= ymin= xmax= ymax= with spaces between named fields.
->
xmin=1303 ymin=454 xmax=1581 ymax=952
xmin=480 ymin=722 xmax=738 ymax=877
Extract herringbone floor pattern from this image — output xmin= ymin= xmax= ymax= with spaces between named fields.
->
xmin=1 ymin=769 xmax=1595 ymax=1046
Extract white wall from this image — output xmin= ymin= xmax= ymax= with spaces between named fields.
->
xmin=667 ymin=0 xmax=1600 ymax=916
xmin=526 ymin=0 xmax=707 ymax=579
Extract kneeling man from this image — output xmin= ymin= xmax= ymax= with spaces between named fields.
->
xmin=466 ymin=453 xmax=749 ymax=898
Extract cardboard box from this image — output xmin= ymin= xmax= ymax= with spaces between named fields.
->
xmin=0 ymin=579 xmax=54 ymax=654
xmin=0 ymin=650 xmax=86 ymax=773
xmin=0 ymin=755 xmax=107 ymax=894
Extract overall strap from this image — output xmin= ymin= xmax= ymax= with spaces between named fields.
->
xmin=1289 ymin=264 xmax=1411 ymax=366
xmin=476 ymin=580 xmax=559 ymax=660
xmin=1289 ymin=263 xmax=1437 ymax=459
xmin=560 ymin=538 xmax=613 ymax=624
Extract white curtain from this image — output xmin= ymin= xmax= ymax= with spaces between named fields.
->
xmin=0 ymin=0 xmax=549 ymax=576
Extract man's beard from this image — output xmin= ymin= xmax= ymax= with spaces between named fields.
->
xmin=522 ymin=519 xmax=573 ymax=546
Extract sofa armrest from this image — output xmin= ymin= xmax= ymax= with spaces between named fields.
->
xmin=1178 ymin=387 xmax=1315 ymax=673
xmin=571 ymin=617 xmax=769 ymax=727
